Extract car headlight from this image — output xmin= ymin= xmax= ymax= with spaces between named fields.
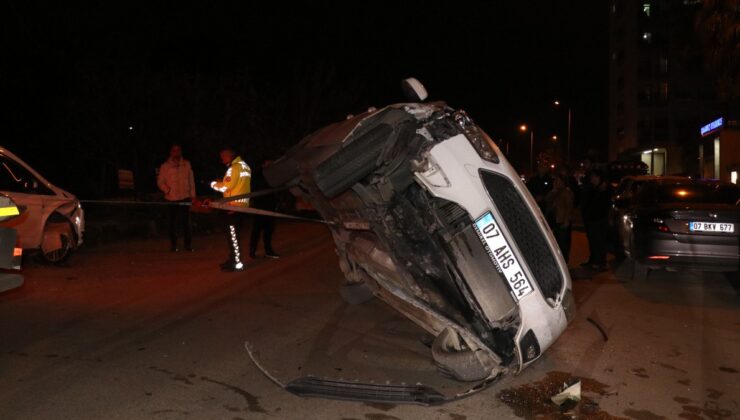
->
xmin=453 ymin=110 xmax=499 ymax=163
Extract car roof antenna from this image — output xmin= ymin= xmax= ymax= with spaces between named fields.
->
xmin=401 ymin=77 xmax=428 ymax=102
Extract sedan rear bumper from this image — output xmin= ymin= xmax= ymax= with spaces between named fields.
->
xmin=634 ymin=230 xmax=739 ymax=272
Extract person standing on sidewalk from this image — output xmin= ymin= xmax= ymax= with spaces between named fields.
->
xmin=157 ymin=144 xmax=196 ymax=252
xmin=211 ymin=146 xmax=251 ymax=272
xmin=249 ymin=160 xmax=279 ymax=259
xmin=544 ymin=173 xmax=574 ymax=263
xmin=580 ymin=169 xmax=611 ymax=271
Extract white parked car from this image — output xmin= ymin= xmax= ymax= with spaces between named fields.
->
xmin=0 ymin=147 xmax=84 ymax=263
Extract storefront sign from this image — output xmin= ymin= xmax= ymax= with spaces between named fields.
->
xmin=700 ymin=117 xmax=723 ymax=137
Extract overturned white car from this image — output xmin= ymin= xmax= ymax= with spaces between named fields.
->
xmin=262 ymin=82 xmax=574 ymax=399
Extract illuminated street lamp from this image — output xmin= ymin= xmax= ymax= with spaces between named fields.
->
xmin=519 ymin=124 xmax=534 ymax=174
xmin=553 ymin=100 xmax=572 ymax=163
xmin=551 ymin=135 xmax=558 ymax=142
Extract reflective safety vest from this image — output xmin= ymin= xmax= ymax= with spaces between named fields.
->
xmin=0 ymin=195 xmax=20 ymax=223
xmin=211 ymin=156 xmax=251 ymax=207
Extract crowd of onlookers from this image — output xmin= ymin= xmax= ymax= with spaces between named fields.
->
xmin=526 ymin=162 xmax=613 ymax=271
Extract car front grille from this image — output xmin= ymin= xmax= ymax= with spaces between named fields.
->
xmin=480 ymin=171 xmax=563 ymax=300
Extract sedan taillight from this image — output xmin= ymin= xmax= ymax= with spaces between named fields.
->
xmin=651 ymin=218 xmax=671 ymax=233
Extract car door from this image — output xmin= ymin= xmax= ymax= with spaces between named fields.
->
xmin=0 ymin=155 xmax=56 ymax=249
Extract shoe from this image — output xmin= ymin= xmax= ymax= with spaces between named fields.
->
xmin=171 ymin=246 xmax=179 ymax=253
xmin=579 ymin=260 xmax=592 ymax=267
xmin=265 ymin=253 xmax=280 ymax=259
xmin=184 ymin=247 xmax=194 ymax=252
xmin=220 ymin=262 xmax=245 ymax=272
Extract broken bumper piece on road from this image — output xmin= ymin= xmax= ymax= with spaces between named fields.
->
xmin=246 ymin=342 xmax=499 ymax=406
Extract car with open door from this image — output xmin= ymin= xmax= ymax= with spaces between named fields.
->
xmin=0 ymin=194 xmax=24 ymax=293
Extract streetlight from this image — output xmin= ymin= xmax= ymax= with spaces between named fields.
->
xmin=519 ymin=124 xmax=534 ymax=174
xmin=553 ymin=100 xmax=572 ymax=164
xmin=551 ymin=135 xmax=558 ymax=142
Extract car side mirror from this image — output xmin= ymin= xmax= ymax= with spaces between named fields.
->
xmin=401 ymin=77 xmax=428 ymax=102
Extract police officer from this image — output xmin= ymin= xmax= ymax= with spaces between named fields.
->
xmin=211 ymin=146 xmax=251 ymax=272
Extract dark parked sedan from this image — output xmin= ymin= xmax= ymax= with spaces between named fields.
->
xmin=616 ymin=181 xmax=740 ymax=280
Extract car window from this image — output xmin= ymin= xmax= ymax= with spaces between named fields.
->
xmin=636 ymin=183 xmax=740 ymax=205
xmin=0 ymin=156 xmax=55 ymax=195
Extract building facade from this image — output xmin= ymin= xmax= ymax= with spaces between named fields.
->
xmin=608 ymin=0 xmax=721 ymax=176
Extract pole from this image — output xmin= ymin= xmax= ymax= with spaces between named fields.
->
xmin=567 ymin=107 xmax=572 ymax=164
xmin=530 ymin=130 xmax=534 ymax=174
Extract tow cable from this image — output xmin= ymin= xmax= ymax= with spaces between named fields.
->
xmin=79 ymin=186 xmax=333 ymax=225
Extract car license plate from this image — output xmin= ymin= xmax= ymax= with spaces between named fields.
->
xmin=474 ymin=212 xmax=534 ymax=302
xmin=689 ymin=222 xmax=735 ymax=233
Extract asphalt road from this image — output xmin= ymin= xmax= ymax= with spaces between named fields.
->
xmin=1 ymin=222 xmax=738 ymax=419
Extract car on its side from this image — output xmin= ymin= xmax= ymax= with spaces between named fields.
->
xmin=264 ymin=81 xmax=573 ymax=394
xmin=0 ymin=147 xmax=84 ymax=264
xmin=615 ymin=179 xmax=739 ymax=280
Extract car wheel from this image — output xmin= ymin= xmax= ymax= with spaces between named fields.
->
xmin=313 ymin=123 xmax=393 ymax=198
xmin=431 ymin=327 xmax=490 ymax=382
xmin=39 ymin=220 xmax=75 ymax=265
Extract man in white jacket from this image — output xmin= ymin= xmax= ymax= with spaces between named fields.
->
xmin=157 ymin=144 xmax=196 ymax=252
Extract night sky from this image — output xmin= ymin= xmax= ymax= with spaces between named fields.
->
xmin=1 ymin=1 xmax=608 ymax=196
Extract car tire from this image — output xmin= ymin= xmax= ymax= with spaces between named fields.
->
xmin=38 ymin=220 xmax=75 ymax=265
xmin=339 ymin=281 xmax=375 ymax=305
xmin=313 ymin=123 xmax=393 ymax=198
xmin=431 ymin=327 xmax=490 ymax=382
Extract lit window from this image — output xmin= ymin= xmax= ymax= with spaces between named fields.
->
xmin=642 ymin=3 xmax=651 ymax=16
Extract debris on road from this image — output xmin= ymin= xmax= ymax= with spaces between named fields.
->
xmin=551 ymin=378 xmax=581 ymax=406
xmin=498 ymin=371 xmax=616 ymax=419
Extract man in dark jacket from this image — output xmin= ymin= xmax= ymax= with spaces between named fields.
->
xmin=249 ymin=160 xmax=279 ymax=259
xmin=526 ymin=164 xmax=553 ymax=210
xmin=580 ymin=169 xmax=611 ymax=271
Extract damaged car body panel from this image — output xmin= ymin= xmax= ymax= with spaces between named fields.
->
xmin=0 ymin=147 xmax=84 ymax=263
xmin=262 ymin=100 xmax=573 ymax=400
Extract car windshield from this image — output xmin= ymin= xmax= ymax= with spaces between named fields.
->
xmin=636 ymin=183 xmax=740 ymax=205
